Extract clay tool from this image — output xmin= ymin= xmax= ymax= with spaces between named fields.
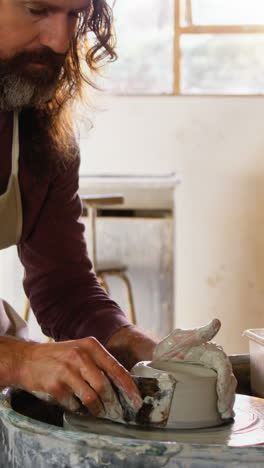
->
xmin=114 ymin=374 xmax=176 ymax=427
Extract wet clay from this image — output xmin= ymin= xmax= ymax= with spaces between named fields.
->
xmin=131 ymin=360 xmax=223 ymax=429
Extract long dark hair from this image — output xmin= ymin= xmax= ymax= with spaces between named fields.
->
xmin=21 ymin=0 xmax=117 ymax=173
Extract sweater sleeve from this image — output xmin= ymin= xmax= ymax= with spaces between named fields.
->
xmin=17 ymin=155 xmax=130 ymax=345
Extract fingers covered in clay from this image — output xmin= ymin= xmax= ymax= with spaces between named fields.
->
xmin=17 ymin=336 xmax=143 ymax=417
xmin=77 ymin=337 xmax=143 ymax=411
xmin=152 ymin=318 xmax=221 ymax=361
xmin=216 ymin=365 xmax=237 ymax=419
xmin=181 ymin=341 xmax=237 ymax=419
xmin=28 ymin=347 xmax=106 ymax=416
xmin=152 ymin=328 xmax=237 ymax=421
xmin=99 ymin=373 xmax=124 ymax=420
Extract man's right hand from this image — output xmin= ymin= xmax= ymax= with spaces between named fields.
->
xmin=0 ymin=336 xmax=143 ymax=418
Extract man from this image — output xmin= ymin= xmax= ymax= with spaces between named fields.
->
xmin=0 ymin=0 xmax=236 ymax=419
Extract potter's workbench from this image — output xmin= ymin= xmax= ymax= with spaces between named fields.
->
xmin=0 ymin=354 xmax=264 ymax=468
xmin=79 ymin=173 xmax=180 ymax=338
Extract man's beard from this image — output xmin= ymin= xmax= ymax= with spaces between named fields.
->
xmin=0 ymin=48 xmax=66 ymax=111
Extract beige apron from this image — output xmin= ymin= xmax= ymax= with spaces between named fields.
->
xmin=0 ymin=111 xmax=28 ymax=340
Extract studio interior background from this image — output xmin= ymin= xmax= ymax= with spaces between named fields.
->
xmin=1 ymin=0 xmax=264 ymax=355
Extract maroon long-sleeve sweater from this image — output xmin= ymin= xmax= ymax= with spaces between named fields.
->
xmin=0 ymin=111 xmax=130 ymax=344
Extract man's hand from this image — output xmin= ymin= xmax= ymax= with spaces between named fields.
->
xmin=179 ymin=341 xmax=237 ymax=418
xmin=152 ymin=319 xmax=237 ymax=419
xmin=105 ymin=320 xmax=237 ymax=419
xmin=152 ymin=318 xmax=221 ymax=361
xmin=0 ymin=336 xmax=143 ymax=417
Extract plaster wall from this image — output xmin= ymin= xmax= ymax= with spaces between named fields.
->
xmin=79 ymin=95 xmax=264 ymax=355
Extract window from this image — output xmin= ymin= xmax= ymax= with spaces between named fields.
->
xmin=103 ymin=0 xmax=175 ymax=94
xmin=103 ymin=0 xmax=264 ymax=95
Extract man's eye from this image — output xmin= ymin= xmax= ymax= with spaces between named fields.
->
xmin=70 ymin=11 xmax=81 ymax=18
xmin=28 ymin=7 xmax=80 ymax=18
xmin=28 ymin=8 xmax=48 ymax=16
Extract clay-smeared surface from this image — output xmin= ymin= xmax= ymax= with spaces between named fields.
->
xmin=1 ymin=392 xmax=264 ymax=467
xmin=64 ymin=394 xmax=264 ymax=446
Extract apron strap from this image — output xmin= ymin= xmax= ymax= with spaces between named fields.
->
xmin=11 ymin=111 xmax=20 ymax=177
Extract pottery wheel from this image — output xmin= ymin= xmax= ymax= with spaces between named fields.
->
xmin=64 ymin=394 xmax=264 ymax=447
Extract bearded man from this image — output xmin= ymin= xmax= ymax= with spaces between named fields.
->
xmin=0 ymin=0 xmax=236 ymax=420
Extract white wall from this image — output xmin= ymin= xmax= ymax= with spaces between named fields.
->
xmin=79 ymin=95 xmax=264 ymax=355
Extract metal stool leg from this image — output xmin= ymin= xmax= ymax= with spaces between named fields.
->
xmin=104 ymin=271 xmax=136 ymax=325
xmin=117 ymin=272 xmax=136 ymax=325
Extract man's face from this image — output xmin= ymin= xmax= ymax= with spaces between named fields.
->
xmin=0 ymin=0 xmax=90 ymax=110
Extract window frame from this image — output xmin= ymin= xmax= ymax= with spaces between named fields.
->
xmin=109 ymin=0 xmax=264 ymax=96
xmin=173 ymin=0 xmax=264 ymax=96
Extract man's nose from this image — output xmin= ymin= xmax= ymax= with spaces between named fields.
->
xmin=39 ymin=14 xmax=72 ymax=54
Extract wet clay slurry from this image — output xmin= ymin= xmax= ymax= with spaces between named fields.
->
xmin=1 ymin=391 xmax=264 ymax=467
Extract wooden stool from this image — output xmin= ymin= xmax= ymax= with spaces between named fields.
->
xmin=81 ymin=194 xmax=136 ymax=324
xmin=22 ymin=194 xmax=136 ymax=333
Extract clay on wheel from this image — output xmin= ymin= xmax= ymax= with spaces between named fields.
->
xmin=131 ymin=360 xmax=224 ymax=429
